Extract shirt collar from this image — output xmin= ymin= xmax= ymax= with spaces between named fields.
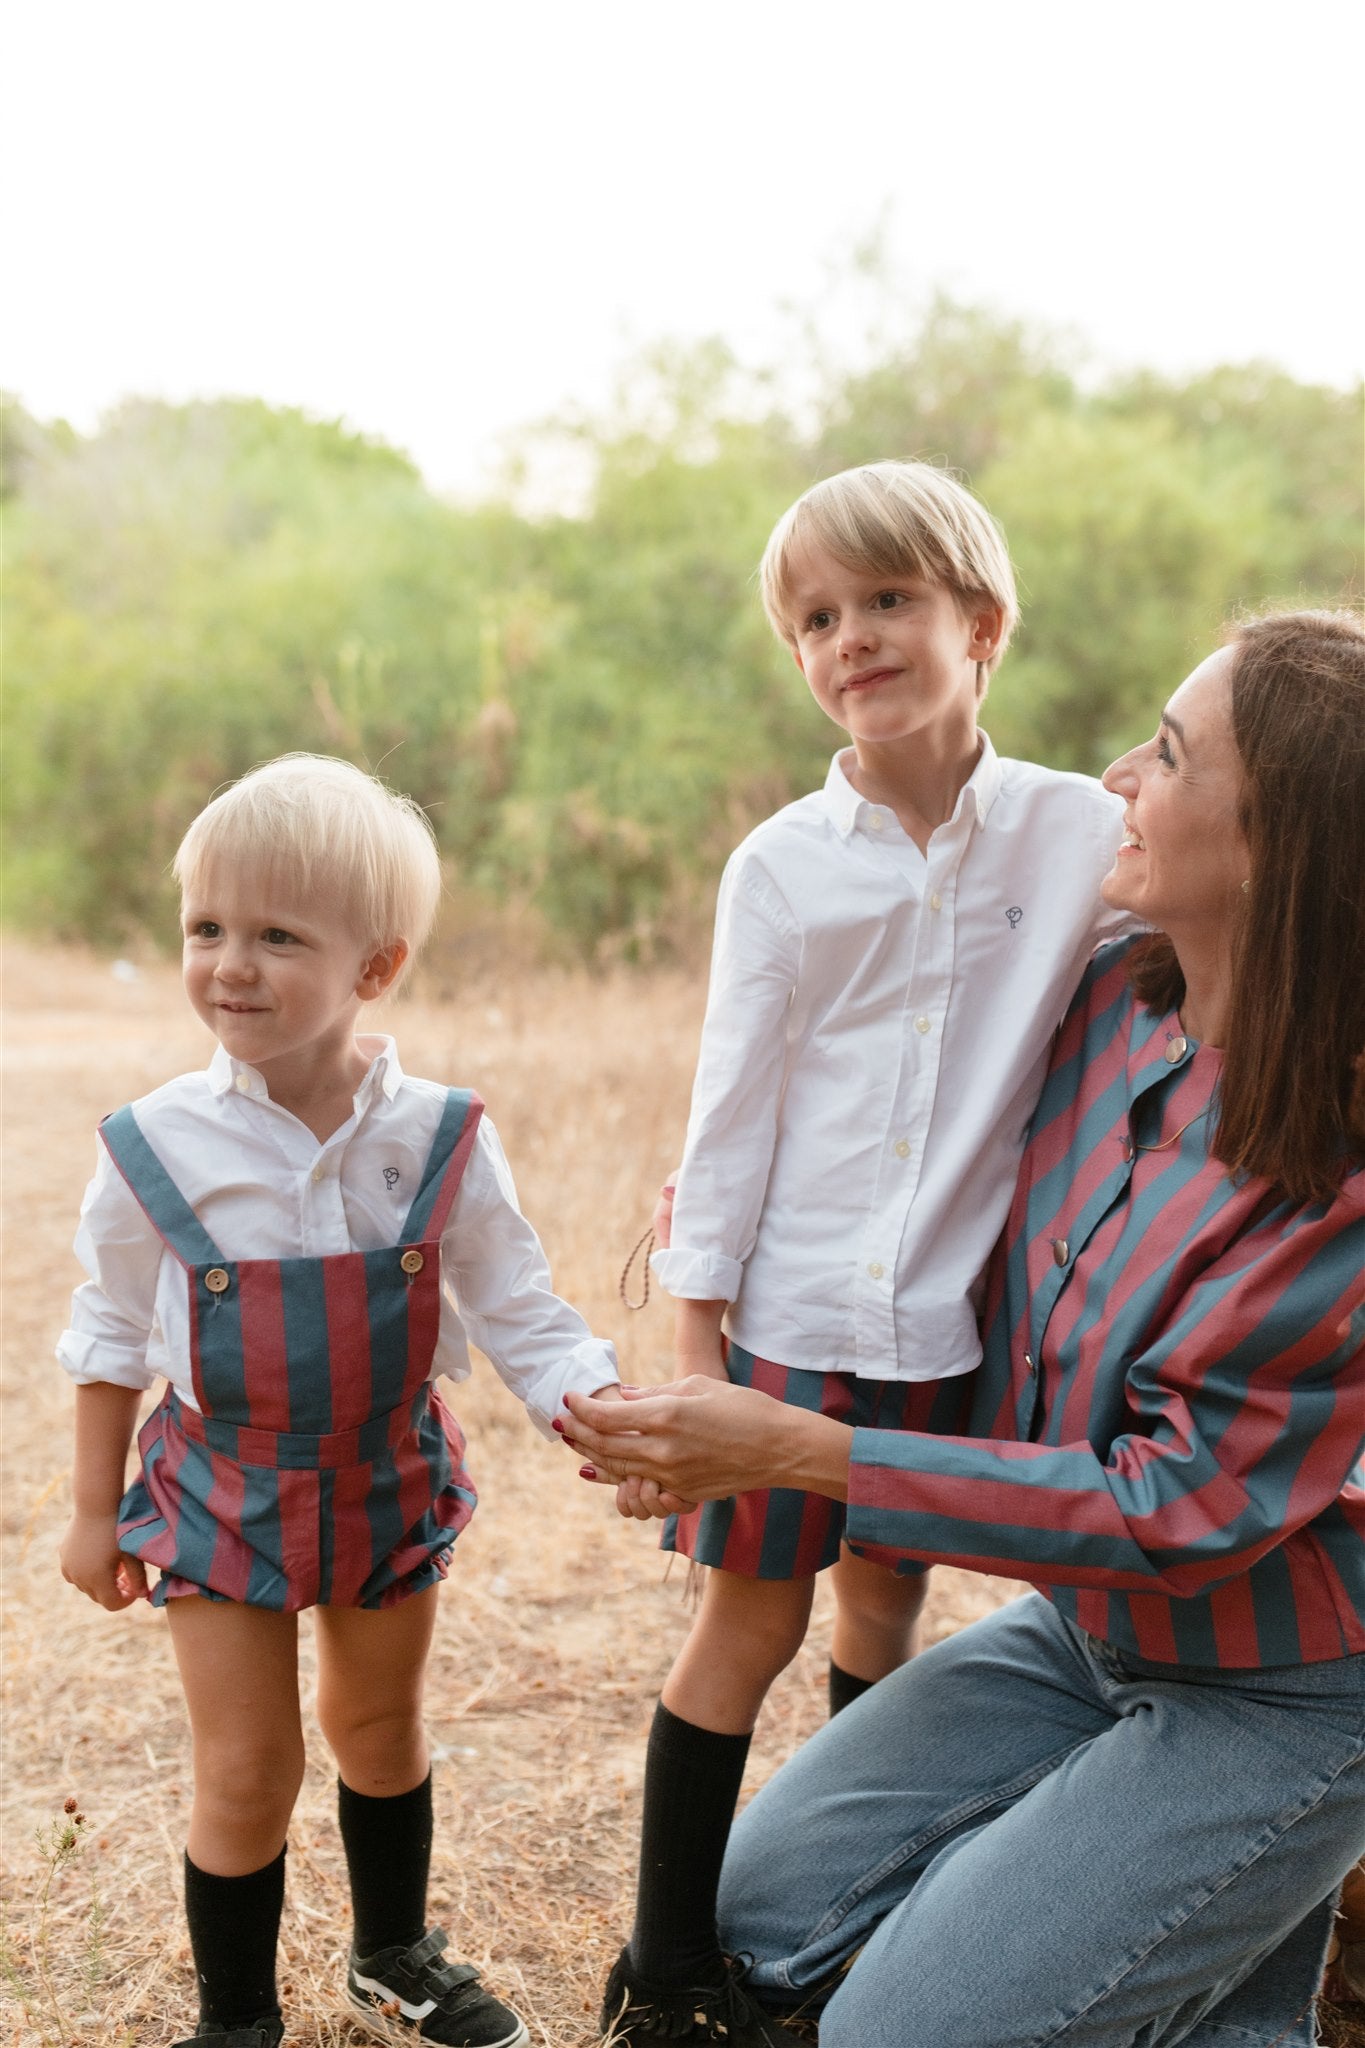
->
xmin=820 ymin=734 xmax=1003 ymax=840
xmin=207 ymin=1035 xmax=404 ymax=1106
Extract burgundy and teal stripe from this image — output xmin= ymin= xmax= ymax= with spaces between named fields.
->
xmin=845 ymin=941 xmax=1365 ymax=1669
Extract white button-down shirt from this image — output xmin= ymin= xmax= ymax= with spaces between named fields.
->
xmin=652 ymin=742 xmax=1130 ymax=1382
xmin=57 ymin=1037 xmax=618 ymax=1439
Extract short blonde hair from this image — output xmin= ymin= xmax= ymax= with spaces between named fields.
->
xmin=174 ymin=754 xmax=442 ymax=963
xmin=760 ymin=460 xmax=1020 ymax=678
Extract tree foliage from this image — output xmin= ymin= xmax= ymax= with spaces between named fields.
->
xmin=2 ymin=311 xmax=1360 ymax=957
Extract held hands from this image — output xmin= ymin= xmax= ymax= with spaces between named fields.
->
xmin=559 ymin=1374 xmax=826 ymax=1507
xmin=59 ymin=1510 xmax=147 ymax=1611
xmin=568 ymin=1379 xmax=696 ymax=1521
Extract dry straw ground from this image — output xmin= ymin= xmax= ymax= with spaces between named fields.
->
xmin=1 ymin=941 xmax=1024 ymax=2047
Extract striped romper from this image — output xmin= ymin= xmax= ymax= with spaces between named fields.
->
xmin=106 ymin=1087 xmax=483 ymax=1611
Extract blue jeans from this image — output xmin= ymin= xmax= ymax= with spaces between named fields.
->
xmin=718 ymin=1595 xmax=1365 ymax=2048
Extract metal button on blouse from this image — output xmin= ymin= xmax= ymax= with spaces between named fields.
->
xmin=1052 ymin=1238 xmax=1069 ymax=1267
xmin=1165 ymin=1036 xmax=1188 ymax=1064
xmin=1121 ymin=1135 xmax=1135 ymax=1162
xmin=399 ymin=1248 xmax=425 ymax=1275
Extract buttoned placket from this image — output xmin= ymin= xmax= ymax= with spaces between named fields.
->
xmin=1020 ymin=1031 xmax=1200 ymax=1436
xmin=223 ymin=1060 xmax=380 ymax=1260
xmin=852 ymin=802 xmax=973 ymax=1370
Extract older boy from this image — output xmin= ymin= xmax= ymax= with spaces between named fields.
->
xmin=601 ymin=462 xmax=1129 ymax=2045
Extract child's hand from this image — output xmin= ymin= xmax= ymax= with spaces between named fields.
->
xmin=653 ymin=1174 xmax=680 ymax=1250
xmin=613 ymin=1474 xmax=697 ymax=1521
xmin=59 ymin=1510 xmax=147 ymax=1611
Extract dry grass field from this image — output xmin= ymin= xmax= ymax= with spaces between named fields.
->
xmin=0 ymin=939 xmax=1027 ymax=2047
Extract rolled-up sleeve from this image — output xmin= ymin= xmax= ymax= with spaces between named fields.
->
xmin=56 ymin=1148 xmax=161 ymax=1391
xmin=439 ymin=1120 xmax=618 ymax=1440
xmin=651 ymin=853 xmax=799 ymax=1303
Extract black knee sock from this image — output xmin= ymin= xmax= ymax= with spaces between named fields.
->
xmin=629 ymin=1701 xmax=752 ymax=1986
xmin=184 ymin=1847 xmax=285 ymax=2028
xmin=828 ymin=1659 xmax=877 ymax=1717
xmin=337 ymin=1772 xmax=432 ymax=1958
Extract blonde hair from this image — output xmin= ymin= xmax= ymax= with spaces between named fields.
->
xmin=759 ymin=460 xmax=1020 ymax=680
xmin=174 ymin=755 xmax=442 ymax=964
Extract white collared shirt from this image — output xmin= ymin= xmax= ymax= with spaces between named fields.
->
xmin=652 ymin=742 xmax=1130 ymax=1381
xmin=57 ymin=1036 xmax=618 ymax=1439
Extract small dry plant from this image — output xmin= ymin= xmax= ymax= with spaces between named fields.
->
xmin=0 ymin=1799 xmax=133 ymax=2048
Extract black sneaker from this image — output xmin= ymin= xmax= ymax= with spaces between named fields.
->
xmin=170 ymin=2022 xmax=284 ymax=2047
xmin=598 ymin=1947 xmax=806 ymax=2045
xmin=347 ymin=1927 xmax=529 ymax=2047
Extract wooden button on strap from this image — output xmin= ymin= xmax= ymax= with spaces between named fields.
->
xmin=399 ymin=1248 xmax=425 ymax=1275
xmin=204 ymin=1268 xmax=230 ymax=1294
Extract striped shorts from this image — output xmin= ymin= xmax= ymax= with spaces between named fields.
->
xmin=661 ymin=1342 xmax=974 ymax=1580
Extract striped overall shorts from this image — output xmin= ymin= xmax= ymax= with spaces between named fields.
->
xmin=107 ymin=1088 xmax=482 ymax=1611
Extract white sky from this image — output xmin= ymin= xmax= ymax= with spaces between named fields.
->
xmin=7 ymin=0 xmax=1362 ymax=497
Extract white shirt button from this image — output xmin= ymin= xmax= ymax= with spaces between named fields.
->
xmin=311 ymin=1164 xmax=325 ymax=1184
xmin=930 ymin=892 xmax=943 ymax=912
xmin=894 ymin=1138 xmax=911 ymax=1160
xmin=868 ymin=812 xmax=885 ymax=831
xmin=914 ymin=1014 xmax=931 ymax=1035
xmin=234 ymin=1073 xmax=251 ymax=1093
xmin=867 ymin=1261 xmax=884 ymax=1279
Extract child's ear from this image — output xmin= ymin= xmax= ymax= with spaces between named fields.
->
xmin=791 ymin=647 xmax=806 ymax=675
xmin=356 ymin=939 xmax=410 ymax=1004
xmin=969 ymin=603 xmax=1006 ymax=662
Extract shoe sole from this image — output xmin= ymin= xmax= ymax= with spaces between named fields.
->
xmin=346 ymin=1985 xmax=530 ymax=2048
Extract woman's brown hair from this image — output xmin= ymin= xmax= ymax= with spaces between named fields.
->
xmin=1130 ymin=608 xmax=1365 ymax=1205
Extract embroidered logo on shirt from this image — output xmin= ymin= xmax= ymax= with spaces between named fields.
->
xmin=383 ymin=1167 xmax=400 ymax=1191
xmin=1006 ymin=906 xmax=1024 ymax=928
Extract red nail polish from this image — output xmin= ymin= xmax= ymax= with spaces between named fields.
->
xmin=579 ymin=1465 xmax=597 ymax=1480
xmin=551 ymin=1418 xmax=564 ymax=1433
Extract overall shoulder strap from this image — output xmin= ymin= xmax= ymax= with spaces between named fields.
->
xmin=399 ymin=1088 xmax=485 ymax=1243
xmin=99 ymin=1105 xmax=227 ymax=1268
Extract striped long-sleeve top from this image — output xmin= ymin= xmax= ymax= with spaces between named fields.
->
xmin=845 ymin=939 xmax=1365 ymax=1668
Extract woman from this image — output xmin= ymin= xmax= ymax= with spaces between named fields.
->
xmin=566 ymin=610 xmax=1365 ymax=2048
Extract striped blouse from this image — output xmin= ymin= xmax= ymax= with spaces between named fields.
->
xmin=845 ymin=939 xmax=1365 ymax=1668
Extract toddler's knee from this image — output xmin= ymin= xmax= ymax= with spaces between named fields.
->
xmin=193 ymin=1734 xmax=304 ymax=1823
xmin=324 ymin=1703 xmax=426 ymax=1786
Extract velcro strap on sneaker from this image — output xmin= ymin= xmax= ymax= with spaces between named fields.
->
xmin=398 ymin=1925 xmax=480 ymax=1994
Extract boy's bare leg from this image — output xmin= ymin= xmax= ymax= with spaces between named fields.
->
xmin=830 ymin=1544 xmax=927 ymax=1681
xmin=314 ymin=1582 xmax=439 ymax=1795
xmin=167 ymin=1598 xmax=304 ymax=1872
xmin=166 ymin=1596 xmax=302 ymax=2035
xmin=663 ymin=1569 xmax=816 ymax=1732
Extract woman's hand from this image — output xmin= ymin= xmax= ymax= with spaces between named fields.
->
xmin=561 ymin=1377 xmax=853 ymax=1505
